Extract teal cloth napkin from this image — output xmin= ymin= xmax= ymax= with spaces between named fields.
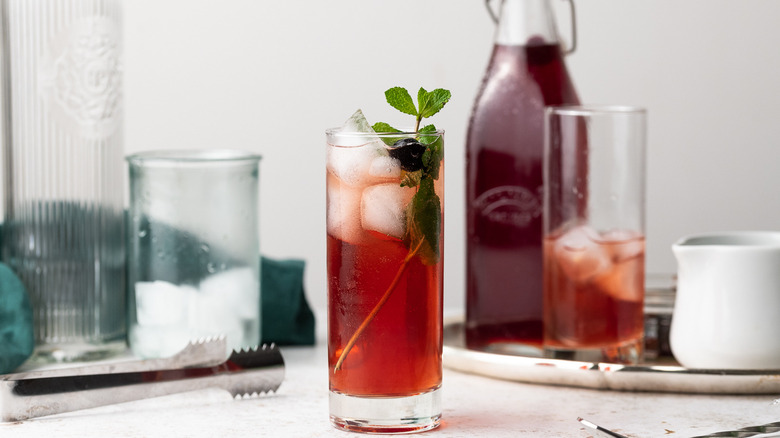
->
xmin=0 ymin=263 xmax=34 ymax=374
xmin=0 ymin=255 xmax=314 ymax=374
xmin=260 ymin=256 xmax=315 ymax=346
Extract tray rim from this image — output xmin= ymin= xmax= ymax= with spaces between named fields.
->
xmin=442 ymin=316 xmax=780 ymax=394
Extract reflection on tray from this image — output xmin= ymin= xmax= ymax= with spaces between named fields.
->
xmin=443 ymin=317 xmax=780 ymax=394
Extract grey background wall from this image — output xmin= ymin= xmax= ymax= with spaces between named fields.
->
xmin=118 ymin=0 xmax=780 ymax=311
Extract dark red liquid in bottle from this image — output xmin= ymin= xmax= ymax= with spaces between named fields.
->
xmin=466 ymin=43 xmax=579 ymax=351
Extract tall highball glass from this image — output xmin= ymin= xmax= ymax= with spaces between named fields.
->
xmin=326 ymin=129 xmax=444 ymax=433
xmin=543 ymin=105 xmax=646 ymax=364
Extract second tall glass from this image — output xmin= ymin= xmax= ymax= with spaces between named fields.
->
xmin=543 ymin=106 xmax=646 ymax=364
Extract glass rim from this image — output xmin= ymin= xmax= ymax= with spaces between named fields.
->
xmin=325 ymin=128 xmax=445 ymax=137
xmin=126 ymin=149 xmax=262 ymax=164
xmin=546 ymin=105 xmax=646 ymax=117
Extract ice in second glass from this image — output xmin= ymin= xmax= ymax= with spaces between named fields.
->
xmin=326 ymin=113 xmax=444 ymax=434
xmin=543 ymin=106 xmax=646 ymax=364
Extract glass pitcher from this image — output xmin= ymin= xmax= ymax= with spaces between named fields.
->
xmin=465 ymin=0 xmax=579 ymax=354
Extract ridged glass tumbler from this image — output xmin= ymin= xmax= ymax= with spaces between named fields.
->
xmin=1 ymin=0 xmax=126 ymax=362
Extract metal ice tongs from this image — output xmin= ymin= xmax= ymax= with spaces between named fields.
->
xmin=0 ymin=338 xmax=285 ymax=422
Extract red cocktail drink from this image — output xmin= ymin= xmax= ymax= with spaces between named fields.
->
xmin=543 ymin=226 xmax=645 ymax=360
xmin=326 ymin=126 xmax=443 ymax=433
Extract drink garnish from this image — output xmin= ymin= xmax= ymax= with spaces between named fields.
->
xmin=375 ymin=86 xmax=448 ymax=266
xmin=387 ymin=138 xmax=426 ymax=172
xmin=334 ymin=86 xmax=450 ymax=372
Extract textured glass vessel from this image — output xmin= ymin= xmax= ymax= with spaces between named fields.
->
xmin=1 ymin=0 xmax=126 ymax=362
xmin=465 ymin=0 xmax=579 ymax=354
xmin=126 ymin=150 xmax=261 ymax=359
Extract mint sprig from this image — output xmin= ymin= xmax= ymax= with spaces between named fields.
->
xmin=371 ymin=86 xmax=449 ymax=265
xmin=373 ymin=87 xmax=451 ymax=138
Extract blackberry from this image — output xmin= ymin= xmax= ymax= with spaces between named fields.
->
xmin=388 ymin=138 xmax=426 ymax=172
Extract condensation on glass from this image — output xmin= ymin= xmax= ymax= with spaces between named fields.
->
xmin=126 ymin=150 xmax=261 ymax=359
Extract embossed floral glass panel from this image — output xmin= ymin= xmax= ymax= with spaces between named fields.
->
xmin=1 ymin=0 xmax=126 ymax=362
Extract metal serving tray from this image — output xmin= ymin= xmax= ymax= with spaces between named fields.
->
xmin=443 ymin=317 xmax=780 ymax=394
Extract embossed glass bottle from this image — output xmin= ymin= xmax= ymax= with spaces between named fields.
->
xmin=1 ymin=0 xmax=126 ymax=362
xmin=465 ymin=0 xmax=578 ymax=353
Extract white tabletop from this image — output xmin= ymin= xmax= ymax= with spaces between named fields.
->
xmin=2 ymin=309 xmax=779 ymax=438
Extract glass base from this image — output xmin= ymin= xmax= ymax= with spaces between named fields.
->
xmin=30 ymin=340 xmax=127 ymax=364
xmin=544 ymin=336 xmax=643 ymax=364
xmin=329 ymin=388 xmax=441 ymax=434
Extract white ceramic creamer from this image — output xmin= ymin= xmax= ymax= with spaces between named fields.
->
xmin=671 ymin=232 xmax=780 ymax=369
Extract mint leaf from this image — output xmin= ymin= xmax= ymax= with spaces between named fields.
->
xmin=418 ymin=124 xmax=437 ymax=133
xmin=418 ymin=88 xmax=451 ymax=118
xmin=423 ymin=136 xmax=443 ymax=180
xmin=372 ymin=122 xmax=403 ymax=146
xmin=372 ymin=122 xmax=400 ymax=133
xmin=385 ymin=87 xmax=417 ymax=116
xmin=417 ymin=87 xmax=430 ymax=118
xmin=418 ymin=124 xmax=438 ymax=145
xmin=406 ymin=177 xmax=441 ymax=265
xmin=400 ymin=171 xmax=421 ymax=188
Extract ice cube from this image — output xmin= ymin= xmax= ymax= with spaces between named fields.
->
xmin=361 ymin=183 xmax=416 ymax=239
xmin=134 ymin=280 xmax=194 ymax=327
xmin=598 ymin=229 xmax=645 ymax=263
xmin=199 ymin=267 xmax=259 ymax=320
xmin=188 ymin=282 xmax=243 ymax=351
xmin=343 ymin=109 xmax=374 ymax=134
xmin=130 ymin=324 xmax=190 ymax=359
xmin=327 ymin=172 xmax=365 ymax=245
xmin=553 ymin=225 xmax=611 ymax=283
xmin=369 ymin=155 xmax=402 ymax=179
xmin=592 ymin=263 xmax=643 ymax=302
xmin=327 ymin=110 xmax=391 ymax=186
xmin=327 ymin=139 xmax=388 ymax=187
xmin=329 ymin=109 xmax=376 ymax=148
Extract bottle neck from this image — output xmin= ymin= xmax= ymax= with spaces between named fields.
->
xmin=495 ymin=0 xmax=560 ymax=46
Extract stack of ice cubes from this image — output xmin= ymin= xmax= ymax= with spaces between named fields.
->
xmin=552 ymin=225 xmax=645 ymax=302
xmin=130 ymin=267 xmax=259 ymax=358
xmin=327 ymin=110 xmax=416 ymax=244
